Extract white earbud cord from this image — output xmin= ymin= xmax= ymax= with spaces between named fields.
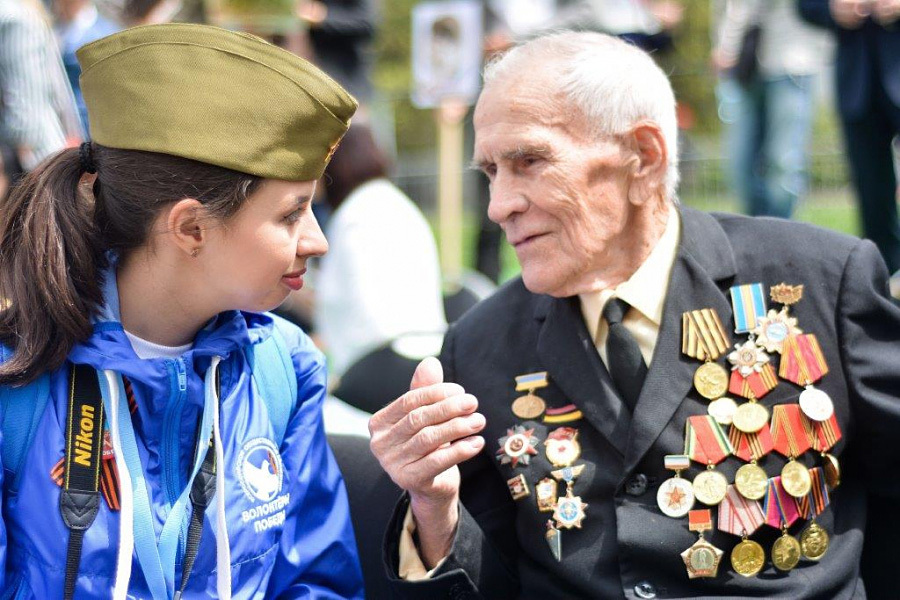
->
xmin=210 ymin=356 xmax=232 ymax=599
xmin=103 ymin=369 xmax=134 ymax=600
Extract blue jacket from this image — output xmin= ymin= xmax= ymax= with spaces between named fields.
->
xmin=0 ymin=272 xmax=364 ymax=599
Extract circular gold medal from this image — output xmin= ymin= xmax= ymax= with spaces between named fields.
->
xmin=731 ymin=539 xmax=765 ymax=577
xmin=692 ymin=469 xmax=728 ymax=505
xmin=734 ymin=463 xmax=768 ymax=500
xmin=694 ymin=363 xmax=729 ymax=400
xmin=545 ymin=438 xmax=581 ymax=467
xmin=781 ymin=460 xmax=812 ymax=498
xmin=800 ymin=522 xmax=830 ymax=561
xmin=823 ymin=453 xmax=841 ymax=489
xmin=799 ymin=387 xmax=834 ymax=422
xmin=732 ymin=402 xmax=769 ymax=433
xmin=708 ymin=396 xmax=738 ymax=426
xmin=772 ymin=533 xmax=801 ymax=571
xmin=511 ymin=393 xmax=546 ymax=420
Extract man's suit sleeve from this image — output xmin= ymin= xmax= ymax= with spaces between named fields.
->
xmin=382 ymin=325 xmax=519 ymax=599
xmin=797 ymin=0 xmax=838 ymax=29
xmin=836 ymin=239 xmax=900 ymax=597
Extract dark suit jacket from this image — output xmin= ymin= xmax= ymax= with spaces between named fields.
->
xmin=383 ymin=208 xmax=900 ymax=599
xmin=798 ymin=0 xmax=900 ymax=119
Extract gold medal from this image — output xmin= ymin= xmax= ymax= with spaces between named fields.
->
xmin=511 ymin=372 xmax=549 ymax=419
xmin=692 ymin=469 xmax=728 ymax=506
xmin=800 ymin=522 xmax=829 ymax=561
xmin=772 ymin=531 xmax=802 ymax=571
xmin=781 ymin=460 xmax=812 ymax=498
xmin=708 ymin=396 xmax=738 ymax=425
xmin=732 ymin=401 xmax=769 ymax=433
xmin=731 ymin=538 xmax=765 ymax=577
xmin=553 ymin=489 xmax=587 ymax=529
xmin=536 ymin=478 xmax=558 ymax=513
xmin=544 ymin=427 xmax=581 ymax=467
xmin=823 ymin=453 xmax=841 ymax=489
xmin=734 ymin=463 xmax=768 ymax=500
xmin=693 ymin=362 xmax=729 ymax=400
xmin=506 ymin=474 xmax=530 ymax=500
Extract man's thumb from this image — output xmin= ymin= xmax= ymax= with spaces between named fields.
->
xmin=410 ymin=356 xmax=444 ymax=390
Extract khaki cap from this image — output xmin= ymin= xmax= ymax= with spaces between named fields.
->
xmin=77 ymin=23 xmax=357 ymax=180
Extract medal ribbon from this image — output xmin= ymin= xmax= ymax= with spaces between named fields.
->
xmin=763 ymin=476 xmax=801 ymax=528
xmin=796 ymin=467 xmax=830 ymax=519
xmin=779 ymin=334 xmax=828 ymax=386
xmin=770 ymin=404 xmax=814 ymax=458
xmin=728 ymin=363 xmax=778 ymax=399
xmin=718 ymin=485 xmax=765 ymax=536
xmin=685 ymin=415 xmax=733 ymax=465
xmin=688 ymin=509 xmax=713 ymax=532
xmin=664 ymin=454 xmax=691 ymax=472
xmin=682 ymin=309 xmax=730 ymax=361
xmin=728 ymin=423 xmax=775 ymax=462
xmin=730 ymin=283 xmax=767 ymax=334
xmin=806 ymin=412 xmax=842 ymax=452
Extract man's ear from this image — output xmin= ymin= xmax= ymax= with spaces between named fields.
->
xmin=627 ymin=121 xmax=668 ymax=205
xmin=166 ymin=198 xmax=207 ymax=257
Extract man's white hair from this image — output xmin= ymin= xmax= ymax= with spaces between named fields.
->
xmin=483 ymin=31 xmax=680 ymax=200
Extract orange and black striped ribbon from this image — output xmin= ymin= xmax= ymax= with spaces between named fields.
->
xmin=682 ymin=309 xmax=730 ymax=361
xmin=728 ymin=423 xmax=775 ymax=462
xmin=728 ymin=363 xmax=778 ymax=399
xmin=779 ymin=334 xmax=828 ymax=386
xmin=771 ymin=404 xmax=814 ymax=458
xmin=796 ymin=467 xmax=830 ymax=519
xmin=805 ymin=413 xmax=842 ymax=452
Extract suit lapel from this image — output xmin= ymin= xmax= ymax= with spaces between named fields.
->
xmin=535 ymin=294 xmax=630 ymax=457
xmin=625 ymin=208 xmax=738 ymax=473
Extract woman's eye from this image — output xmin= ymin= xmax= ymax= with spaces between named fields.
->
xmin=284 ymin=208 xmax=303 ymax=224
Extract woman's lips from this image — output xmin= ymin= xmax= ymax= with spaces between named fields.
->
xmin=282 ymin=270 xmax=305 ymax=291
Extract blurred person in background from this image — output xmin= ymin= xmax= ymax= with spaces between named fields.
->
xmin=0 ymin=0 xmax=81 ymax=186
xmin=799 ymin=0 xmax=900 ymax=283
xmin=315 ymin=124 xmax=447 ymax=414
xmin=120 ymin=0 xmax=182 ymax=26
xmin=712 ymin=0 xmax=830 ymax=219
xmin=52 ymin=0 xmax=119 ymax=135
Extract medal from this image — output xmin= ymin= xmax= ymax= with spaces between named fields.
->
xmin=657 ymin=454 xmax=694 ymax=518
xmin=771 ymin=529 xmax=802 ymax=571
xmin=544 ymin=427 xmax=581 ymax=467
xmin=771 ymin=404 xmax=814 ymax=459
xmin=763 ymin=476 xmax=801 ymax=529
xmin=808 ymin=414 xmax=842 ymax=464
xmin=536 ymin=478 xmax=558 ymax=513
xmin=718 ymin=485 xmax=765 ymax=537
xmin=732 ymin=401 xmax=769 ymax=434
xmin=754 ymin=308 xmax=801 ymax=354
xmin=729 ymin=363 xmax=778 ymax=400
xmin=511 ymin=372 xmax=549 ymax=420
xmin=770 ymin=283 xmax=804 ymax=307
xmin=731 ymin=538 xmax=765 ymax=577
xmin=545 ymin=520 xmax=562 ymax=561
xmin=495 ymin=426 xmax=539 ymax=468
xmin=728 ymin=340 xmax=770 ymax=379
xmin=693 ymin=362 xmax=729 ymax=400
xmin=730 ymin=283 xmax=768 ymax=335
xmin=708 ymin=396 xmax=738 ymax=425
xmin=681 ymin=509 xmax=724 ymax=579
xmin=734 ymin=463 xmax=768 ymax=501
xmin=800 ymin=521 xmax=829 ymax=561
xmin=506 ymin=474 xmax=530 ymax=500
xmin=822 ymin=452 xmax=841 ymax=489
xmin=685 ymin=415 xmax=732 ymax=505
xmin=542 ymin=403 xmax=583 ymax=424
xmin=799 ymin=386 xmax=834 ymax=422
xmin=780 ymin=459 xmax=812 ymax=498
xmin=682 ymin=309 xmax=730 ymax=362
xmin=693 ymin=469 xmax=728 ymax=506
xmin=779 ymin=334 xmax=828 ymax=388
xmin=729 ymin=418 xmax=775 ymax=463
xmin=796 ymin=467 xmax=830 ymax=521
xmin=553 ymin=489 xmax=587 ymax=529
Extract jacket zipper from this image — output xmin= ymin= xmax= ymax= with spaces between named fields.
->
xmin=163 ymin=358 xmax=189 ymax=565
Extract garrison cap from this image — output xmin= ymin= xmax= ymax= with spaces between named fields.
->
xmin=77 ymin=23 xmax=357 ymax=180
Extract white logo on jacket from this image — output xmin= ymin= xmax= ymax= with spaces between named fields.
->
xmin=236 ymin=437 xmax=290 ymax=533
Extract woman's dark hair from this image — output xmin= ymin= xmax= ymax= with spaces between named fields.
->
xmin=0 ymin=144 xmax=262 ymax=385
xmin=323 ymin=125 xmax=391 ymax=209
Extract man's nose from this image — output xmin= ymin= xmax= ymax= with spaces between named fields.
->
xmin=486 ymin=175 xmax=528 ymax=225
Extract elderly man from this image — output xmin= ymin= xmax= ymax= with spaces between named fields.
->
xmin=369 ymin=31 xmax=900 ymax=598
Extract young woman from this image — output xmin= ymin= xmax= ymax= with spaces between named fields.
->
xmin=0 ymin=24 xmax=363 ymax=599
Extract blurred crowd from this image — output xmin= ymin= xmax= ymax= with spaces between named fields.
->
xmin=1 ymin=0 xmax=899 ymax=429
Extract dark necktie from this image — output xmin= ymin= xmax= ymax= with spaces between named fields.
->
xmin=603 ymin=298 xmax=648 ymax=413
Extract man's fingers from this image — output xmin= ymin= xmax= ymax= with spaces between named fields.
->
xmin=410 ymin=356 xmax=443 ymax=390
xmin=393 ymin=394 xmax=478 ymax=438
xmin=401 ymin=412 xmax=486 ymax=457
xmin=370 ymin=381 xmax=465 ymax=431
xmin=398 ymin=435 xmax=485 ymax=490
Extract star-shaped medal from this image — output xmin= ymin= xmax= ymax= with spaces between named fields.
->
xmin=553 ymin=490 xmax=588 ymax=529
xmin=753 ymin=308 xmax=801 ymax=353
xmin=496 ymin=425 xmax=539 ymax=468
xmin=727 ymin=340 xmax=769 ymax=378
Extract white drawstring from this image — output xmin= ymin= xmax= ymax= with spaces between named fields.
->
xmin=103 ymin=369 xmax=134 ymax=600
xmin=210 ymin=356 xmax=232 ymax=599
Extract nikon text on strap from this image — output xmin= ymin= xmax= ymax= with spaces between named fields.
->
xmin=61 ymin=364 xmax=105 ymax=600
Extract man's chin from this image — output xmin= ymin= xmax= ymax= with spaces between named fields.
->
xmin=521 ymin=269 xmax=568 ymax=298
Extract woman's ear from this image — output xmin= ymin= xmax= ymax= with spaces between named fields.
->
xmin=166 ymin=198 xmax=207 ymax=257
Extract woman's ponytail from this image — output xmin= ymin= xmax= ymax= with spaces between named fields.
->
xmin=0 ymin=147 xmax=105 ymax=385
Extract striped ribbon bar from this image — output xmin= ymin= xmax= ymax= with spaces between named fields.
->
xmin=718 ymin=485 xmax=765 ymax=536
xmin=689 ymin=508 xmax=713 ymax=533
xmin=771 ymin=404 xmax=814 ymax=458
xmin=779 ymin=334 xmax=829 ymax=386
xmin=728 ymin=422 xmax=775 ymax=462
xmin=685 ymin=415 xmax=734 ymax=465
xmin=730 ymin=284 xmax=767 ymax=334
xmin=682 ymin=309 xmax=730 ymax=361
xmin=805 ymin=412 xmax=842 ymax=452
xmin=49 ymin=429 xmax=122 ymax=511
xmin=728 ymin=363 xmax=778 ymax=399
xmin=797 ymin=467 xmax=830 ymax=519
xmin=763 ymin=476 xmax=801 ymax=528
xmin=664 ymin=454 xmax=691 ymax=472
xmin=515 ymin=372 xmax=549 ymax=392
xmin=543 ymin=403 xmax=583 ymax=424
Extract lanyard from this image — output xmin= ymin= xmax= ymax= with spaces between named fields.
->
xmin=98 ymin=357 xmax=219 ymax=600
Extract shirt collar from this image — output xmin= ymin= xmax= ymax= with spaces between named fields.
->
xmin=579 ymin=205 xmax=681 ymax=340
